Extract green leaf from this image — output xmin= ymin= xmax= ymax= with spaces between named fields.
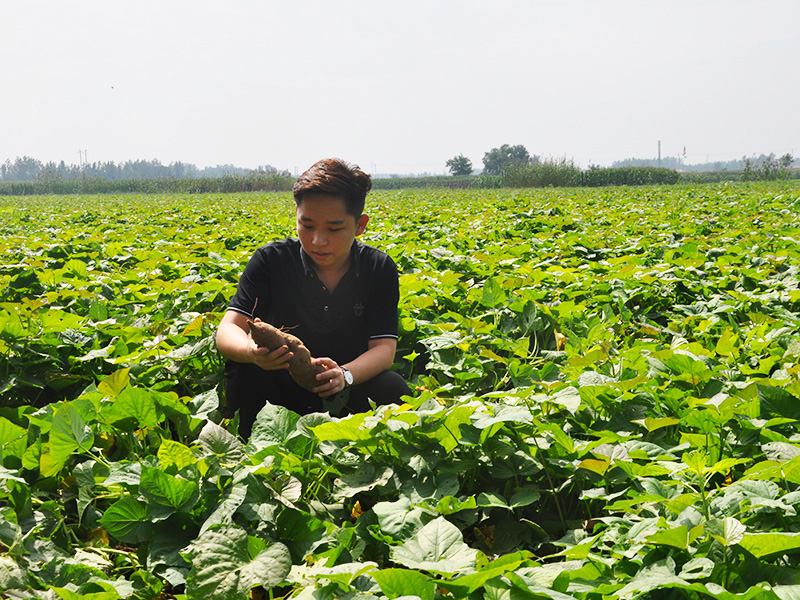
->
xmin=332 ymin=463 xmax=394 ymax=502
xmin=679 ymin=557 xmax=714 ymax=580
xmin=250 ymin=402 xmax=300 ymax=449
xmin=146 ymin=513 xmax=195 ymax=587
xmin=551 ymin=386 xmax=582 ymax=414
xmin=103 ymin=387 xmax=161 ymax=430
xmin=662 ymin=352 xmax=708 ymax=375
xmin=199 ymin=470 xmax=250 ymax=534
xmin=374 ymin=498 xmax=432 ymax=540
xmin=739 ymin=531 xmax=800 ymax=558
xmin=371 ymin=568 xmax=436 ymax=600
xmin=715 ymin=329 xmax=740 ymax=357
xmin=510 ymin=488 xmax=540 ymax=508
xmin=184 ymin=526 xmax=291 ymax=599
xmin=197 ymin=421 xmax=244 ymax=462
xmin=705 ymin=517 xmax=746 ymax=547
xmin=614 ymin=557 xmax=688 ymax=599
xmin=481 ymin=277 xmax=507 ymax=308
xmin=140 ymin=466 xmax=199 ymax=520
xmin=97 ymin=368 xmax=130 ymax=397
xmin=647 ymin=525 xmax=690 ymax=550
xmin=311 ymin=413 xmax=372 ymax=443
xmin=390 ymin=516 xmax=478 ymax=575
xmin=50 ymin=403 xmax=95 ymax=460
xmin=189 ymin=389 xmax=221 ymax=420
xmin=275 ymin=507 xmax=329 ymax=563
xmin=471 ymin=404 xmax=533 ymax=429
xmin=578 ymin=458 xmax=609 ymax=475
xmin=0 ymin=465 xmax=25 ymax=483
xmin=436 ymin=495 xmax=478 ymax=515
xmin=100 ymin=495 xmax=153 ymax=544
xmin=477 ymin=491 xmax=510 ymax=509
xmin=39 ymin=447 xmax=69 ymax=478
xmin=0 ymin=555 xmax=28 ymax=591
xmin=440 ymin=552 xmax=529 ymax=595
xmin=505 ymin=571 xmax=581 ymax=600
xmin=0 ymin=417 xmax=27 ymax=460
xmin=634 ymin=416 xmax=681 ymax=432
xmin=758 ymin=384 xmax=800 ymax=420
xmin=158 ymin=438 xmax=197 ymax=471
xmin=773 ymin=585 xmax=800 ymax=600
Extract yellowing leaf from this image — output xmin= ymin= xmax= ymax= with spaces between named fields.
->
xmin=578 ymin=458 xmax=610 ymax=475
xmin=715 ymin=329 xmax=740 ymax=358
xmin=634 ymin=417 xmax=681 ymax=432
xmin=98 ymin=368 xmax=131 ymax=397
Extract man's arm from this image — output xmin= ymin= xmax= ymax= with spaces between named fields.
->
xmin=215 ymin=310 xmax=293 ymax=370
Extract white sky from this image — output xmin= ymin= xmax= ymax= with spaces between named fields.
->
xmin=2 ymin=1 xmax=798 ymax=174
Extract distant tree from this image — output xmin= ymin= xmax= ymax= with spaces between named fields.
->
xmin=482 ymin=144 xmax=536 ymax=176
xmin=741 ymin=152 xmax=795 ymax=181
xmin=0 ymin=156 xmax=44 ymax=181
xmin=446 ymin=154 xmax=473 ymax=176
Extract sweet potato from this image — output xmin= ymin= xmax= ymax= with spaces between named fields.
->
xmin=247 ymin=319 xmax=326 ymax=391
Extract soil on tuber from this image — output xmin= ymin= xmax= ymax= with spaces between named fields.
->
xmin=247 ymin=319 xmax=326 ymax=392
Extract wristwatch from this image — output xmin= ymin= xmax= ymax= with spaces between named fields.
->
xmin=341 ymin=367 xmax=353 ymax=388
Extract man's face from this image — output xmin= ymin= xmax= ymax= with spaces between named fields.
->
xmin=296 ymin=193 xmax=368 ymax=271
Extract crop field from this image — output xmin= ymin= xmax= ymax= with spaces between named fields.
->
xmin=1 ymin=182 xmax=800 ymax=599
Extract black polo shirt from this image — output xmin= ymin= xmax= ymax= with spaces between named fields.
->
xmin=227 ymin=238 xmax=399 ymax=364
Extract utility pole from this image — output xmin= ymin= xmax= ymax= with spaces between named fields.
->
xmin=658 ymin=141 xmax=661 ymax=168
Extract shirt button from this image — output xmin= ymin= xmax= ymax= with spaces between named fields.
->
xmin=324 ymin=305 xmax=329 ymax=311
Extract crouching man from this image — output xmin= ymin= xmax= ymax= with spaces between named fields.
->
xmin=215 ymin=158 xmax=411 ymax=437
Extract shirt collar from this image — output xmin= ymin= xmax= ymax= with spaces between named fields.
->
xmin=299 ymin=240 xmax=362 ymax=278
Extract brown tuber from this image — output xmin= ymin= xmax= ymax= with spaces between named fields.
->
xmin=247 ymin=319 xmax=326 ymax=392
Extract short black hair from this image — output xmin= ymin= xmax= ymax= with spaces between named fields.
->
xmin=292 ymin=158 xmax=372 ymax=217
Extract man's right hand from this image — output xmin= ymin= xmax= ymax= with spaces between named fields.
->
xmin=251 ymin=342 xmax=293 ymax=371
xmin=216 ymin=309 xmax=293 ymax=370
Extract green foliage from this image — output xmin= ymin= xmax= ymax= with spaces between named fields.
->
xmin=581 ymin=165 xmax=681 ymax=186
xmin=742 ymin=153 xmax=796 ymax=181
xmin=446 ymin=154 xmax=474 ymax=176
xmin=371 ymin=174 xmax=492 ymax=190
xmin=0 ymin=173 xmax=295 ymax=196
xmin=482 ymin=144 xmax=537 ymax=176
xmin=0 ymin=182 xmax=800 ymax=597
xmin=501 ymin=157 xmax=583 ymax=187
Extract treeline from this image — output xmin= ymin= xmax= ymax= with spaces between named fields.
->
xmin=612 ymin=152 xmax=798 ymax=173
xmin=372 ymin=167 xmax=679 ymax=189
xmin=0 ymin=173 xmax=294 ymax=196
xmin=0 ymin=156 xmax=288 ymax=182
xmin=2 ymin=153 xmax=798 ymax=196
xmin=374 ymin=163 xmax=682 ymax=189
xmin=2 ymin=165 xmax=798 ymax=196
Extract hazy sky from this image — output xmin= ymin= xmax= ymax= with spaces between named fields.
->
xmin=2 ymin=1 xmax=798 ymax=174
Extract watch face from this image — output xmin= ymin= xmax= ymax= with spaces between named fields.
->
xmin=343 ymin=368 xmax=354 ymax=385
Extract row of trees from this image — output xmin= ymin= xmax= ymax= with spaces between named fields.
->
xmin=446 ymin=144 xmax=537 ymax=176
xmin=0 ymin=156 xmax=288 ymax=182
xmin=447 ymin=146 xmax=798 ymax=179
xmin=613 ymin=152 xmax=797 ymax=174
xmin=741 ymin=153 xmax=796 ymax=180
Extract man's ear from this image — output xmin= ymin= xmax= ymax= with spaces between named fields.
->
xmin=356 ymin=214 xmax=369 ymax=235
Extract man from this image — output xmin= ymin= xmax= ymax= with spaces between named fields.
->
xmin=216 ymin=158 xmax=410 ymax=437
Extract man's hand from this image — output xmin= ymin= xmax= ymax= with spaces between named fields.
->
xmin=251 ymin=342 xmax=293 ymax=371
xmin=312 ymin=357 xmax=347 ymax=397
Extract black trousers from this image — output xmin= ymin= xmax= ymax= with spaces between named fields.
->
xmin=224 ymin=362 xmax=412 ymax=438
